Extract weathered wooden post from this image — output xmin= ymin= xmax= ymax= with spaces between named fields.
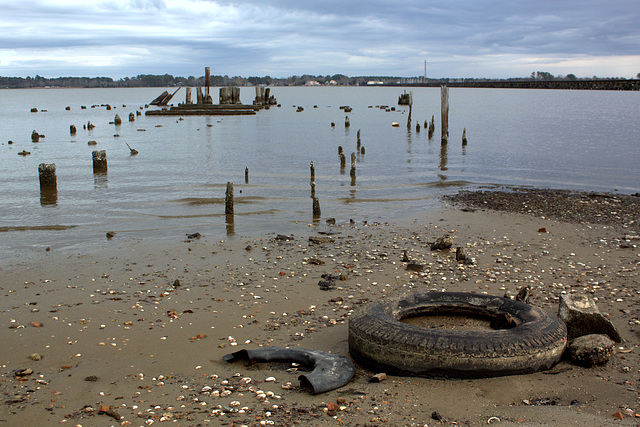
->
xmin=310 ymin=161 xmax=315 ymax=182
xmin=406 ymin=91 xmax=413 ymax=129
xmin=39 ymin=163 xmax=56 ymax=189
xmin=92 ymin=150 xmax=107 ymax=173
xmin=196 ymin=87 xmax=204 ymax=104
xmin=311 ymin=181 xmax=316 ymax=198
xmin=205 ymin=67 xmax=211 ymax=101
xmin=357 ymin=129 xmax=361 ymax=150
xmin=345 ymin=116 xmax=350 ymax=128
xmin=245 ymin=167 xmax=249 ymax=184
xmin=114 ymin=114 xmax=122 ymax=125
xmin=338 ymin=146 xmax=343 ymax=155
xmin=441 ymin=86 xmax=449 ymax=145
xmin=185 ymin=87 xmax=192 ymax=104
xmin=39 ymin=163 xmax=57 ymax=204
xmin=339 ymin=152 xmax=346 ymax=169
xmin=312 ymin=197 xmax=321 ymax=218
xmin=428 ymin=115 xmax=435 ymax=139
xmin=70 ymin=125 xmax=77 ymax=135
xmin=39 ymin=163 xmax=57 ymax=205
xmin=360 ymin=146 xmax=365 ymax=155
xmin=462 ymin=128 xmax=468 ymax=145
xmin=232 ymin=87 xmax=240 ymax=104
xmin=31 ymin=130 xmax=40 ymax=142
xmin=225 ymin=181 xmax=234 ymax=215
xmin=129 ymin=112 xmax=135 ymax=122
xmin=350 ymin=152 xmax=356 ymax=179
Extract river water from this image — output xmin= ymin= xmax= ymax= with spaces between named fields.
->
xmin=1 ymin=86 xmax=638 ymax=256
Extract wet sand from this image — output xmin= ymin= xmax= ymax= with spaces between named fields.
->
xmin=1 ymin=189 xmax=639 ymax=426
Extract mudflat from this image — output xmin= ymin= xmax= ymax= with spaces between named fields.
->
xmin=1 ymin=189 xmax=639 ymax=426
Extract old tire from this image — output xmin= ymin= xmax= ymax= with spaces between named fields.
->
xmin=349 ymin=292 xmax=567 ymax=378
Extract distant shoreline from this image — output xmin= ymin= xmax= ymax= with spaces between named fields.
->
xmin=2 ymin=79 xmax=639 ymax=91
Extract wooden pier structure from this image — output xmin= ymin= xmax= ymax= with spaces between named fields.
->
xmin=146 ymin=67 xmax=277 ymax=117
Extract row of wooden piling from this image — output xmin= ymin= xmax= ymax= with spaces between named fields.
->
xmin=401 ymin=86 xmax=466 ymax=145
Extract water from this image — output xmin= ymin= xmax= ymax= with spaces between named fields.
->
xmin=1 ymin=86 xmax=638 ymax=256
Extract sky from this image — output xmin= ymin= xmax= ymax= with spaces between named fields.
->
xmin=1 ymin=0 xmax=639 ymax=79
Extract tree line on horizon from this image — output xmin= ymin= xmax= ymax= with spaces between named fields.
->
xmin=0 ymin=71 xmax=637 ymax=89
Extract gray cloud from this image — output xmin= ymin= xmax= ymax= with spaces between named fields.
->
xmin=0 ymin=0 xmax=638 ymax=78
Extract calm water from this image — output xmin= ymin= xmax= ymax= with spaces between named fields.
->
xmin=1 ymin=86 xmax=638 ymax=256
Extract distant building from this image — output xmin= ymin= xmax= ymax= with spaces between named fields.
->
xmin=305 ymin=80 xmax=321 ymax=86
xmin=367 ymin=81 xmax=383 ymax=85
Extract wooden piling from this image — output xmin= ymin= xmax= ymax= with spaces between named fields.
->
xmin=441 ymin=86 xmax=449 ymax=145
xmin=338 ymin=146 xmax=343 ymax=155
xmin=350 ymin=153 xmax=356 ymax=178
xmin=225 ymin=181 xmax=234 ymax=215
xmin=310 ymin=161 xmax=315 ymax=182
xmin=345 ymin=116 xmax=350 ymax=127
xmin=245 ymin=166 xmax=249 ymax=184
xmin=129 ymin=112 xmax=135 ymax=122
xmin=205 ymin=67 xmax=211 ymax=100
xmin=92 ymin=150 xmax=107 ymax=173
xmin=406 ymin=91 xmax=413 ymax=129
xmin=114 ymin=114 xmax=122 ymax=125
xmin=311 ymin=181 xmax=316 ymax=198
xmin=462 ymin=128 xmax=468 ymax=145
xmin=196 ymin=87 xmax=204 ymax=104
xmin=312 ymin=197 xmax=321 ymax=217
xmin=39 ymin=163 xmax=57 ymax=190
xmin=31 ymin=130 xmax=40 ymax=142
xmin=70 ymin=125 xmax=77 ymax=135
xmin=339 ymin=152 xmax=346 ymax=169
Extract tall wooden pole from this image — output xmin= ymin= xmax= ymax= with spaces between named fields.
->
xmin=441 ymin=86 xmax=449 ymax=145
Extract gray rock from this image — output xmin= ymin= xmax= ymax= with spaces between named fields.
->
xmin=431 ymin=234 xmax=453 ymax=251
xmin=566 ymin=334 xmax=615 ymax=367
xmin=558 ymin=294 xmax=621 ymax=342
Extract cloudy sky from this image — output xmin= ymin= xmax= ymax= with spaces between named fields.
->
xmin=1 ymin=0 xmax=639 ymax=79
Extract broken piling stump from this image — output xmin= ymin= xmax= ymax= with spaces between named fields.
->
xmin=92 ymin=150 xmax=107 ymax=173
xmin=39 ymin=163 xmax=58 ymax=204
xmin=225 ymin=181 xmax=234 ymax=215
xmin=245 ymin=167 xmax=249 ymax=184
xmin=312 ymin=197 xmax=321 ymax=217
xmin=462 ymin=128 xmax=467 ymax=145
xmin=31 ymin=130 xmax=40 ymax=142
xmin=39 ymin=163 xmax=57 ymax=189
xmin=310 ymin=161 xmax=315 ymax=182
xmin=114 ymin=114 xmax=122 ymax=125
xmin=70 ymin=125 xmax=77 ymax=135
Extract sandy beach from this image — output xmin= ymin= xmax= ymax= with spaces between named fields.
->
xmin=1 ymin=188 xmax=639 ymax=426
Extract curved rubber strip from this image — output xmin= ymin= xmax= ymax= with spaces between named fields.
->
xmin=222 ymin=347 xmax=354 ymax=394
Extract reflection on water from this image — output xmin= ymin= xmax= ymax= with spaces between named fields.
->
xmin=439 ymin=143 xmax=448 ymax=172
xmin=93 ymin=172 xmax=108 ymax=189
xmin=225 ymin=213 xmax=235 ymax=236
xmin=40 ymin=188 xmax=58 ymax=206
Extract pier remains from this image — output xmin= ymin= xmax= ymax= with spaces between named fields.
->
xmin=146 ymin=66 xmax=277 ymax=116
